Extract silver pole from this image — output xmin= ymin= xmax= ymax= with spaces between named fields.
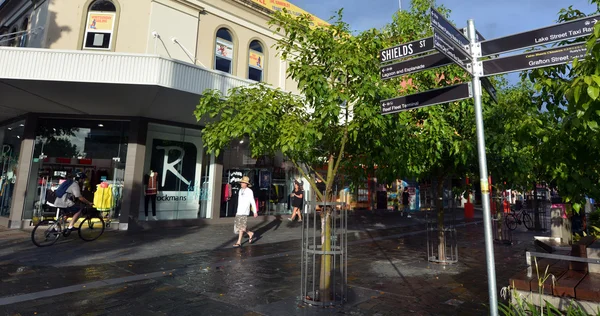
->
xmin=467 ymin=19 xmax=498 ymax=315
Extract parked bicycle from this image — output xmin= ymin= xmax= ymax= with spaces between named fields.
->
xmin=505 ymin=208 xmax=533 ymax=231
xmin=31 ymin=206 xmax=105 ymax=247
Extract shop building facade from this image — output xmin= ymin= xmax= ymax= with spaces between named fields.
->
xmin=0 ymin=0 xmax=325 ymax=229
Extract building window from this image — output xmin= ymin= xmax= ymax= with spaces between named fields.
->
xmin=215 ymin=28 xmax=234 ymax=74
xmin=83 ymin=0 xmax=117 ymax=50
xmin=18 ymin=18 xmax=28 ymax=47
xmin=142 ymin=123 xmax=212 ymax=220
xmin=8 ymin=27 xmax=17 ymax=47
xmin=0 ymin=28 xmax=8 ymax=47
xmin=248 ymin=40 xmax=264 ymax=82
xmin=0 ymin=120 xmax=25 ymax=218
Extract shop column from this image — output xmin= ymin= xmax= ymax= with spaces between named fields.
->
xmin=119 ymin=118 xmax=147 ymax=230
xmin=7 ymin=115 xmax=37 ymax=229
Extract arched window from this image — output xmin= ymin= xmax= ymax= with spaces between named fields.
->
xmin=248 ymin=40 xmax=264 ymax=82
xmin=83 ymin=0 xmax=117 ymax=50
xmin=215 ymin=28 xmax=234 ymax=74
xmin=8 ymin=27 xmax=17 ymax=47
xmin=18 ymin=18 xmax=29 ymax=47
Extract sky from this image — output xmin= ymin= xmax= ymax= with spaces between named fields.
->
xmin=291 ymin=0 xmax=597 ymax=36
xmin=290 ymin=0 xmax=597 ymax=83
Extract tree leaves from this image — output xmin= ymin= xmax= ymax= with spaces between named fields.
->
xmin=588 ymin=85 xmax=600 ymax=100
xmin=522 ymin=1 xmax=600 ymax=206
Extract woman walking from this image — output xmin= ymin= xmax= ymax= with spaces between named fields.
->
xmin=288 ymin=180 xmax=304 ymax=222
xmin=233 ymin=176 xmax=258 ymax=247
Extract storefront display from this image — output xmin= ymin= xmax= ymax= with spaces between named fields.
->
xmin=0 ymin=120 xmax=25 ymax=218
xmin=142 ymin=123 xmax=210 ymax=220
xmin=219 ymin=140 xmax=296 ymax=217
xmin=27 ymin=118 xmax=128 ymax=223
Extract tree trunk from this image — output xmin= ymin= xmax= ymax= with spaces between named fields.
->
xmin=533 ymin=181 xmax=541 ymax=231
xmin=318 ymin=155 xmax=335 ymax=302
xmin=436 ymin=178 xmax=446 ymax=262
xmin=319 ymin=210 xmax=332 ymax=302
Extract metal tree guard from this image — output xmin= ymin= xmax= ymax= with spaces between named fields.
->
xmin=492 ymin=196 xmax=513 ymax=244
xmin=426 ymin=193 xmax=458 ymax=264
xmin=300 ymin=192 xmax=348 ymax=307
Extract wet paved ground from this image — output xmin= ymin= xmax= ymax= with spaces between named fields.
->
xmin=0 ymin=210 xmax=541 ymax=315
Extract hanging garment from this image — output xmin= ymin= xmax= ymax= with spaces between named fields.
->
xmin=143 ymin=172 xmax=159 ymax=195
xmin=94 ymin=184 xmax=114 ymax=210
xmin=222 ymin=183 xmax=231 ymax=202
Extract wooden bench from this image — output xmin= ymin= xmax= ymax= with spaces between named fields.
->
xmin=509 ymin=236 xmax=600 ymax=309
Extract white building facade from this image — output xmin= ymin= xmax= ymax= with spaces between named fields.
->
xmin=0 ymin=0 xmax=324 ymax=230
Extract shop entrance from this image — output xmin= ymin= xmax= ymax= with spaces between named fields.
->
xmin=27 ymin=118 xmax=129 ymax=226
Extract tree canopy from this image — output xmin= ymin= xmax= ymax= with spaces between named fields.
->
xmin=525 ymin=1 xmax=600 ymax=208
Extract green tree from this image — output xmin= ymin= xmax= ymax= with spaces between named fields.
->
xmin=525 ymin=1 xmax=600 ymax=209
xmin=195 ymin=8 xmax=386 ymax=301
xmin=484 ymin=81 xmax=558 ymax=228
xmin=369 ymin=0 xmax=502 ymax=261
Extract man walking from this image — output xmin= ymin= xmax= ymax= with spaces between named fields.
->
xmin=233 ymin=176 xmax=258 ymax=247
xmin=402 ymin=187 xmax=411 ymax=218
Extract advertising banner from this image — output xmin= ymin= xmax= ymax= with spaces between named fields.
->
xmin=216 ymin=39 xmax=234 ymax=60
xmin=250 ymin=0 xmax=329 ymax=27
xmin=143 ymin=130 xmax=204 ymax=219
xmin=86 ymin=12 xmax=115 ymax=32
xmin=249 ymin=50 xmax=264 ymax=69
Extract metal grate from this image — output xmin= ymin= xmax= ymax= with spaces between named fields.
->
xmin=426 ymin=197 xmax=459 ymax=264
xmin=300 ymin=193 xmax=348 ymax=307
xmin=492 ymin=212 xmax=513 ymax=244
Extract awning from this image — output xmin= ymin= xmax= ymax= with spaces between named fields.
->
xmin=0 ymin=47 xmax=254 ymax=124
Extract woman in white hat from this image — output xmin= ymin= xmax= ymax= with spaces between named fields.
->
xmin=234 ymin=175 xmax=258 ymax=247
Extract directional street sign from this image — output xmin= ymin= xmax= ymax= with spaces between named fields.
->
xmin=481 ymin=77 xmax=498 ymax=104
xmin=462 ymin=27 xmax=486 ymax=41
xmin=380 ymin=53 xmax=452 ymax=80
xmin=481 ymin=14 xmax=599 ymax=56
xmin=482 ymin=42 xmax=587 ymax=76
xmin=431 ymin=7 xmax=470 ymax=47
xmin=433 ymin=32 xmax=472 ymax=73
xmin=379 ymin=37 xmax=434 ymax=63
xmin=380 ymin=83 xmax=472 ymax=115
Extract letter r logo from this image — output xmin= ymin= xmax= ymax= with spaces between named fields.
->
xmin=156 ymin=146 xmax=191 ymax=187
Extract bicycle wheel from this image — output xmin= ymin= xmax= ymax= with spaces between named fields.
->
xmin=31 ymin=220 xmax=62 ymax=247
xmin=78 ymin=215 xmax=105 ymax=241
xmin=505 ymin=214 xmax=517 ymax=231
xmin=523 ymin=213 xmax=534 ymax=230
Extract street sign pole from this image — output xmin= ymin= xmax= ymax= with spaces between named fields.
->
xmin=467 ymin=19 xmax=498 ymax=316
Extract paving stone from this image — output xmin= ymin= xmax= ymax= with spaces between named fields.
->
xmin=0 ymin=211 xmax=542 ymax=315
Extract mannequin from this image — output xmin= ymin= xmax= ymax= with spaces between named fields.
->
xmin=143 ymin=169 xmax=160 ymax=221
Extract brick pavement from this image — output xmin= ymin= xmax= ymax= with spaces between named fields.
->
xmin=0 ymin=210 xmax=541 ymax=315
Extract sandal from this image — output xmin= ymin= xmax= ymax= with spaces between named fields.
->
xmin=249 ymin=233 xmax=256 ymax=244
xmin=233 ymin=243 xmax=241 ymax=248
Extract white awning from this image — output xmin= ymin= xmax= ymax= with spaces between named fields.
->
xmin=0 ymin=47 xmax=254 ymax=124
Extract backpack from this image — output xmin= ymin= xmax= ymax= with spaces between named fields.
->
xmin=45 ymin=189 xmax=57 ymax=204
xmin=45 ymin=180 xmax=73 ymax=204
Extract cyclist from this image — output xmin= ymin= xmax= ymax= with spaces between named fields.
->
xmin=50 ymin=172 xmax=94 ymax=231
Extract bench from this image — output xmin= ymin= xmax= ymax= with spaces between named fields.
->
xmin=509 ymin=237 xmax=600 ymax=313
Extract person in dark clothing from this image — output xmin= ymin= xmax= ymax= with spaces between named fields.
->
xmin=402 ymin=187 xmax=411 ymax=218
xmin=288 ymin=180 xmax=304 ymax=222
